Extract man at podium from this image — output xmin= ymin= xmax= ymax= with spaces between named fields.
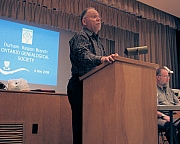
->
xmin=67 ymin=7 xmax=118 ymax=144
xmin=156 ymin=67 xmax=180 ymax=143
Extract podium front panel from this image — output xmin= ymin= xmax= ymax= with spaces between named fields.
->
xmin=82 ymin=57 xmax=158 ymax=144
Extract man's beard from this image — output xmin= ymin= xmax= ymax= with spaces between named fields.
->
xmin=162 ymin=83 xmax=168 ymax=87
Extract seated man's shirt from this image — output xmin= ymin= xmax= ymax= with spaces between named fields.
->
xmin=157 ymin=85 xmax=179 ymax=105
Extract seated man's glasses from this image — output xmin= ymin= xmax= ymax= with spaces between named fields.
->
xmin=158 ymin=75 xmax=170 ymax=79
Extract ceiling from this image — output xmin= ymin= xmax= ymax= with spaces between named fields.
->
xmin=136 ymin=0 xmax=180 ymax=18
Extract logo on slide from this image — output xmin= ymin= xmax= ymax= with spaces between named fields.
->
xmin=0 ymin=61 xmax=29 ymax=75
xmin=22 ymin=28 xmax=33 ymax=45
xmin=3 ymin=61 xmax=10 ymax=70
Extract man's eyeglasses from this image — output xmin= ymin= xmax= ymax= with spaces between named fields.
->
xmin=158 ymin=75 xmax=170 ymax=79
xmin=84 ymin=15 xmax=101 ymax=20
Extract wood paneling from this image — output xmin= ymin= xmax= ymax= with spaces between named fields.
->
xmin=0 ymin=90 xmax=72 ymax=144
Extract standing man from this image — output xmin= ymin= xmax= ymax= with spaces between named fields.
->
xmin=156 ymin=67 xmax=180 ymax=143
xmin=67 ymin=7 xmax=118 ymax=144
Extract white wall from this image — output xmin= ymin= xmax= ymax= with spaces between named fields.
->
xmin=137 ymin=0 xmax=180 ymax=18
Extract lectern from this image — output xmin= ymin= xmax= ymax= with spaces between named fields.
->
xmin=80 ymin=56 xmax=159 ymax=144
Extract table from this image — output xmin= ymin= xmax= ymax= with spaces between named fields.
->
xmin=157 ymin=105 xmax=180 ymax=144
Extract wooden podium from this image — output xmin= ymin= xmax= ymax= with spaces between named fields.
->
xmin=80 ymin=56 xmax=159 ymax=144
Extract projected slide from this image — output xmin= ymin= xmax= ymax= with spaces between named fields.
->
xmin=0 ymin=19 xmax=60 ymax=86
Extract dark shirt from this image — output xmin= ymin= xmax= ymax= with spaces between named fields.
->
xmin=69 ymin=27 xmax=106 ymax=77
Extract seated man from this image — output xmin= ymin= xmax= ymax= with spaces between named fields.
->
xmin=156 ymin=67 xmax=180 ymax=143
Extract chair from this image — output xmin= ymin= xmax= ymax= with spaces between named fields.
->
xmin=158 ymin=118 xmax=180 ymax=144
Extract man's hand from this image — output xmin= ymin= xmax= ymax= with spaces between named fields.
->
xmin=101 ymin=53 xmax=119 ymax=63
xmin=163 ymin=115 xmax=170 ymax=122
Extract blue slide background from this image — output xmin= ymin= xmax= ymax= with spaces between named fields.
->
xmin=0 ymin=19 xmax=60 ymax=86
